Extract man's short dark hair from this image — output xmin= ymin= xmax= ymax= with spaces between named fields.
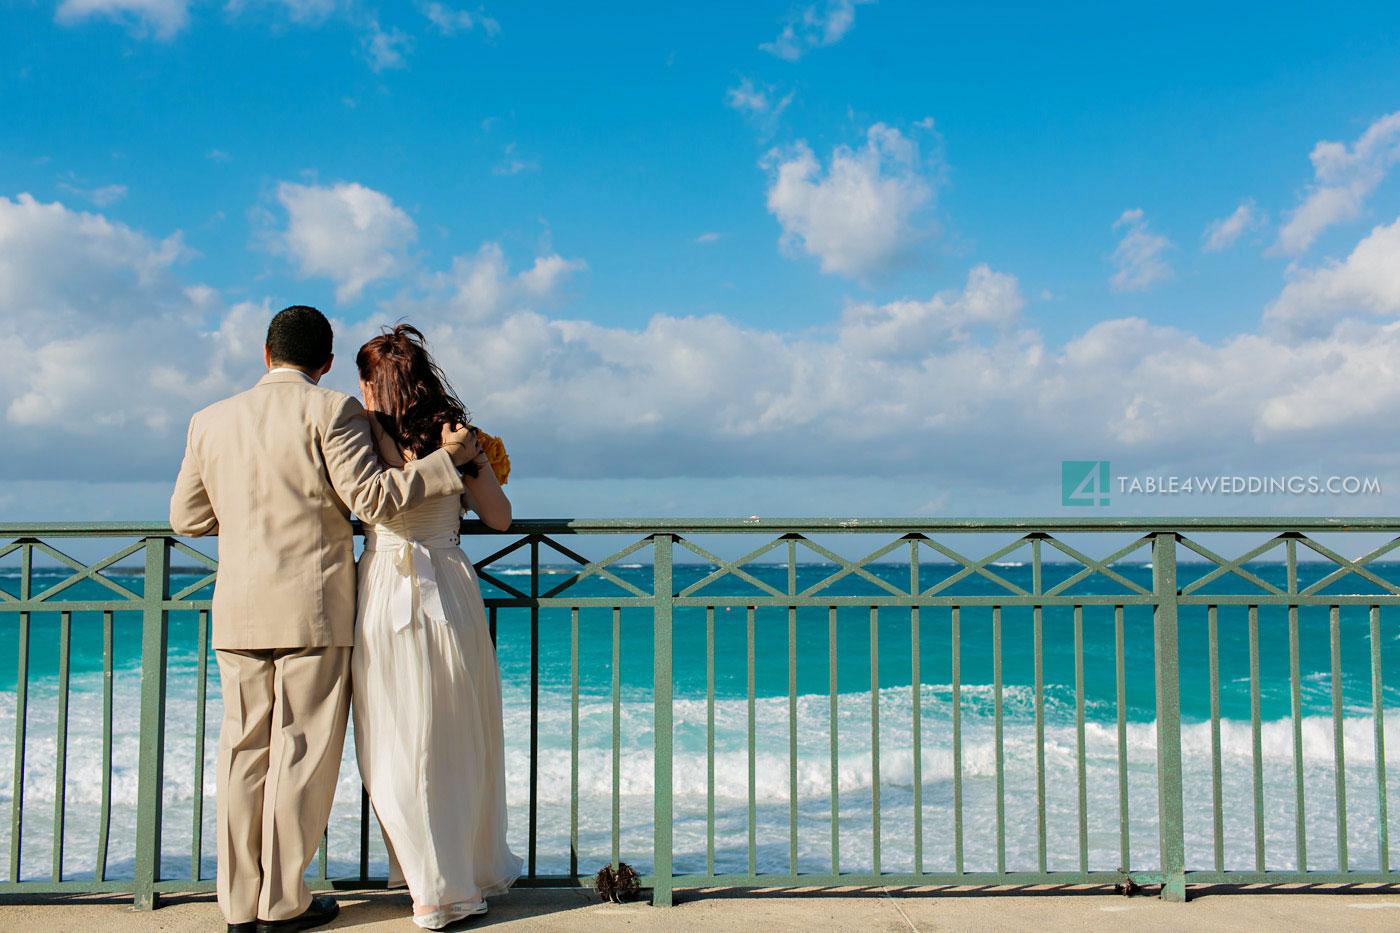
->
xmin=266 ymin=305 xmax=333 ymax=369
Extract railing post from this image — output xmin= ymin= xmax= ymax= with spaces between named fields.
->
xmin=133 ymin=535 xmax=171 ymax=910
xmin=1152 ymin=531 xmax=1187 ymax=902
xmin=652 ymin=533 xmax=674 ymax=906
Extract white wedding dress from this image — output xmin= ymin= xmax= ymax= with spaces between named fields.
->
xmin=352 ymin=484 xmax=522 ymax=917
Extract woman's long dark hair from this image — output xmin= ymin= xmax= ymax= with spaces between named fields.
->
xmin=356 ymin=324 xmax=478 ymax=476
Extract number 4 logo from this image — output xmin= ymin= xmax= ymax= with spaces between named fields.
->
xmin=1062 ymin=460 xmax=1111 ymax=507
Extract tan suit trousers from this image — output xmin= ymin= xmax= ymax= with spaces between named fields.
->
xmin=215 ymin=646 xmax=350 ymax=923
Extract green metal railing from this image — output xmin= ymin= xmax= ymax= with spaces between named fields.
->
xmin=1 ymin=518 xmax=1399 ymax=908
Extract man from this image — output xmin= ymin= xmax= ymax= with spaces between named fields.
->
xmin=171 ymin=306 xmax=478 ymax=933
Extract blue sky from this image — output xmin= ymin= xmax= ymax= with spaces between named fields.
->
xmin=4 ymin=0 xmax=1400 ymax=521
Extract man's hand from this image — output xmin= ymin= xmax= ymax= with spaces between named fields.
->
xmin=441 ymin=422 xmax=482 ymax=467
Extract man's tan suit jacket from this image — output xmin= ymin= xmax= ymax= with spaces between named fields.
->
xmin=170 ymin=369 xmax=464 ymax=649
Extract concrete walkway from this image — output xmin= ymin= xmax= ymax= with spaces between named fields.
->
xmin=3 ymin=886 xmax=1399 ymax=932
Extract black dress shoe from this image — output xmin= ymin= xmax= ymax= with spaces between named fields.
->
xmin=255 ymin=895 xmax=340 ymax=932
xmin=229 ymin=924 xmax=258 ymax=933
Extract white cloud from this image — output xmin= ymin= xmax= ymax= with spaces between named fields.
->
xmin=0 ymin=194 xmax=263 ymax=470
xmin=206 ymin=149 xmax=232 ymax=163
xmin=14 ymin=188 xmax=1400 ymax=518
xmin=725 ymin=78 xmax=794 ymax=136
xmin=761 ymin=0 xmax=873 ymax=62
xmin=725 ymin=79 xmax=768 ymax=115
xmin=1109 ymin=208 xmax=1173 ymax=292
xmin=763 ymin=123 xmax=935 ymax=278
xmin=1264 ymin=216 xmax=1400 ymax=338
xmin=384 ymin=274 xmax=1400 ymax=483
xmin=402 ymin=242 xmax=586 ymax=323
xmin=55 ymin=0 xmax=190 ymax=39
xmin=420 ymin=1 xmax=498 ymax=36
xmin=517 ymin=253 xmax=587 ymax=298
xmin=1201 ymin=200 xmax=1261 ymax=252
xmin=362 ymin=20 xmax=411 ymax=71
xmin=839 ymin=264 xmax=1024 ymax=359
xmin=56 ymin=182 xmax=129 ymax=207
xmin=225 ymin=0 xmax=337 ymax=23
xmin=0 ymin=194 xmax=186 ymax=333
xmin=725 ymin=78 xmax=792 ymax=119
xmin=1275 ymin=110 xmax=1400 ymax=255
xmin=0 ymin=192 xmax=589 ymax=483
xmin=694 ymin=232 xmax=723 ymax=244
xmin=272 ymin=181 xmax=418 ymax=303
xmin=493 ymin=142 xmax=538 ymax=176
xmin=60 ymin=0 xmax=495 ymax=71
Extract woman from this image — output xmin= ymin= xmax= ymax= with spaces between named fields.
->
xmin=352 ymin=324 xmax=522 ymax=930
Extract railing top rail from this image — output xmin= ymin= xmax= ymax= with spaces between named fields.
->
xmin=3 ymin=516 xmax=1400 ymax=537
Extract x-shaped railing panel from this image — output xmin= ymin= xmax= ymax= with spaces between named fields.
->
xmin=171 ymin=540 xmax=219 ymax=601
xmin=538 ymin=535 xmax=653 ymax=599
xmin=0 ymin=539 xmax=22 ymax=601
xmin=28 ymin=539 xmax=144 ymax=603
xmin=795 ymin=535 xmax=911 ymax=599
xmin=1296 ymin=534 xmax=1400 ymax=596
xmin=675 ymin=536 xmax=787 ymax=598
xmin=919 ymin=535 xmax=1030 ymax=597
xmin=472 ymin=535 xmax=534 ymax=599
xmin=1041 ymin=534 xmax=1153 ymax=597
xmin=1178 ymin=534 xmax=1286 ymax=596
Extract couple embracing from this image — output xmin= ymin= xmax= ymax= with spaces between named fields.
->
xmin=171 ymin=306 xmax=522 ymax=932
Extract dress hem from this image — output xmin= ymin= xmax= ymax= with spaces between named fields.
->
xmin=479 ymin=858 xmax=525 ymax=898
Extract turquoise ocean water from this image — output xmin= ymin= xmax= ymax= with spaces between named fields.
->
xmin=2 ymin=559 xmax=1399 ymax=883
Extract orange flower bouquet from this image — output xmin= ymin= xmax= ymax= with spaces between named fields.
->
xmin=472 ymin=428 xmax=510 ymax=485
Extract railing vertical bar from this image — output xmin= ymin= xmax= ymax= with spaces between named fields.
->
xmin=1250 ymin=604 xmax=1265 ymax=871
xmin=911 ymin=602 xmax=922 ymax=876
xmin=788 ymin=604 xmax=798 ymax=877
xmin=706 ymin=606 xmax=715 ymax=878
xmin=652 ymin=532 xmax=674 ymax=906
xmin=488 ymin=604 xmax=497 ymax=647
xmin=1371 ymin=605 xmax=1389 ymax=873
xmin=1032 ymin=540 xmax=1046 ymax=877
xmin=52 ymin=611 xmax=71 ymax=882
xmin=1209 ymin=605 xmax=1223 ymax=873
xmin=1290 ymin=604 xmax=1307 ymax=871
xmin=1034 ymin=603 xmax=1046 ymax=874
xmin=528 ymin=537 xmax=540 ymax=878
xmin=1151 ymin=531 xmax=1185 ymax=902
xmin=1075 ymin=604 xmax=1087 ymax=874
xmin=994 ymin=605 xmax=1005 ymax=876
xmin=133 ymin=535 xmax=170 ymax=910
xmin=570 ymin=607 xmax=580 ymax=880
xmin=952 ymin=606 xmax=963 ymax=875
xmin=611 ymin=605 xmax=621 ymax=871
xmin=316 ymin=829 xmax=327 ymax=881
xmin=829 ymin=605 xmax=839 ymax=876
xmin=9 ymin=543 xmax=31 ymax=885
xmin=747 ymin=606 xmax=756 ymax=878
xmin=1115 ymin=605 xmax=1128 ymax=872
xmin=1330 ymin=604 xmax=1348 ymax=872
xmin=97 ymin=610 xmax=113 ymax=882
xmin=870 ymin=605 xmax=881 ymax=876
xmin=191 ymin=609 xmax=209 ymax=882
xmin=1287 ymin=538 xmax=1307 ymax=872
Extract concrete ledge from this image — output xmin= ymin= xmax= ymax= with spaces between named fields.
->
xmin=3 ymin=886 xmax=1400 ymax=931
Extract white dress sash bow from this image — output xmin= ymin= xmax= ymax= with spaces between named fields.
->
xmin=362 ymin=527 xmax=461 ymax=631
